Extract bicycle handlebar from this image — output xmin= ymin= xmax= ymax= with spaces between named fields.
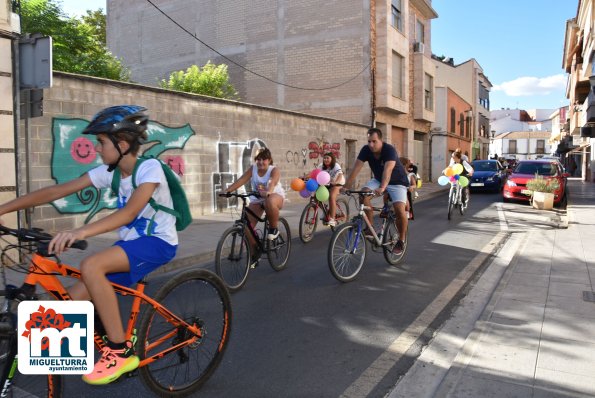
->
xmin=342 ymin=190 xmax=377 ymax=197
xmin=219 ymin=191 xmax=261 ymax=199
xmin=0 ymin=225 xmax=88 ymax=251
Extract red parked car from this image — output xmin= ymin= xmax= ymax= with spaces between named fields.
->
xmin=502 ymin=159 xmax=569 ymax=206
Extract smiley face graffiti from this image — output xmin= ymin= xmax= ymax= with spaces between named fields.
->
xmin=70 ymin=137 xmax=97 ymax=164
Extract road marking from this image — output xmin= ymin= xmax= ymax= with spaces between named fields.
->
xmin=496 ymin=202 xmax=508 ymax=231
xmin=340 ymin=232 xmax=508 ymax=398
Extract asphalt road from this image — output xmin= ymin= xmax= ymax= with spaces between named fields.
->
xmin=17 ymin=190 xmax=522 ymax=398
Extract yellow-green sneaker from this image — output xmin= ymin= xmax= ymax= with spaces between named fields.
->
xmin=82 ymin=341 xmax=139 ymax=385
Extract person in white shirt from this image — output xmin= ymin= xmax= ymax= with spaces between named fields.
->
xmin=225 ymin=148 xmax=285 ymax=263
xmin=319 ymin=152 xmax=345 ymax=227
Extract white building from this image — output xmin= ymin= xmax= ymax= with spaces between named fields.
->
xmin=492 ymin=131 xmax=553 ymax=161
xmin=490 ymin=108 xmax=555 ymax=136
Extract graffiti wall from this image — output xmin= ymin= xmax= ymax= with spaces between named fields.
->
xmin=21 ymin=72 xmax=366 ymax=232
xmin=50 ymin=117 xmax=194 ymax=222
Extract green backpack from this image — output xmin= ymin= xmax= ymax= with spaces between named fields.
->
xmin=111 ymin=156 xmax=192 ymax=232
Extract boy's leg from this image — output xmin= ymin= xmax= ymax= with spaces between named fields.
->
xmin=79 ymin=246 xmax=130 ymax=343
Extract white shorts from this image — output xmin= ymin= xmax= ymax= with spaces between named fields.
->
xmin=364 ymin=179 xmax=408 ymax=204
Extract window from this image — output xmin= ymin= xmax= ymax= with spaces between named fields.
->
xmin=536 ymin=140 xmax=545 ymax=154
xmin=391 ymin=0 xmax=402 ymax=31
xmin=508 ymin=140 xmax=517 ymax=154
xmin=392 ymin=51 xmax=404 ymax=98
xmin=459 ymin=113 xmax=464 ymax=136
xmin=450 ymin=108 xmax=456 ymax=133
xmin=424 ymin=73 xmax=433 ymax=110
xmin=416 ymin=19 xmax=425 ymax=44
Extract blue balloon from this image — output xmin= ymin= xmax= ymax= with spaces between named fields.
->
xmin=306 ymin=178 xmax=319 ymax=192
xmin=454 ymin=174 xmax=460 ymax=180
xmin=438 ymin=176 xmax=449 ymax=186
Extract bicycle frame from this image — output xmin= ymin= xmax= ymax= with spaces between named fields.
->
xmin=449 ymin=182 xmax=463 ymax=206
xmin=234 ymin=196 xmax=269 ymax=252
xmin=15 ymin=253 xmax=204 ymax=368
xmin=350 ymin=192 xmax=393 ymax=248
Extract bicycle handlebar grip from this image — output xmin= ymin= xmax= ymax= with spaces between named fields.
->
xmin=71 ymin=240 xmax=88 ymax=251
xmin=218 ymin=192 xmax=233 ymax=198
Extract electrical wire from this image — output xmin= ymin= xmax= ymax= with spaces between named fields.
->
xmin=145 ymin=0 xmax=371 ymax=91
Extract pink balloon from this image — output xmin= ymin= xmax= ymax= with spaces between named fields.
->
xmin=310 ymin=169 xmax=322 ymax=179
xmin=449 ymin=176 xmax=456 ymax=182
xmin=316 ymin=171 xmax=331 ymax=185
xmin=299 ymin=188 xmax=311 ymax=198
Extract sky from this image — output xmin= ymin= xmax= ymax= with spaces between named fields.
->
xmin=432 ymin=0 xmax=576 ymax=112
xmin=62 ymin=0 xmax=577 ymax=112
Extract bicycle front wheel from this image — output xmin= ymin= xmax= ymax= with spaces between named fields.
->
xmin=215 ymin=226 xmax=251 ymax=292
xmin=298 ymin=203 xmax=318 ymax=243
xmin=382 ymin=217 xmax=407 ymax=265
xmin=267 ymin=218 xmax=291 ymax=271
xmin=327 ymin=222 xmax=366 ymax=283
xmin=139 ymin=269 xmax=232 ymax=397
xmin=447 ymin=188 xmax=455 ymax=220
xmin=0 ymin=312 xmax=63 ymax=398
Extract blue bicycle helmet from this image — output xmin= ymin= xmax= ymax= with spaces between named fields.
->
xmin=83 ymin=105 xmax=149 ymax=171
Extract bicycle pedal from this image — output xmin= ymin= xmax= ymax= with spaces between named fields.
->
xmin=125 ymin=369 xmax=139 ymax=378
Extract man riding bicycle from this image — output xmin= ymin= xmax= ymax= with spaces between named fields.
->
xmin=342 ymin=128 xmax=409 ymax=254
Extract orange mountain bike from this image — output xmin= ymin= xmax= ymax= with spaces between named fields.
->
xmin=0 ymin=225 xmax=232 ymax=398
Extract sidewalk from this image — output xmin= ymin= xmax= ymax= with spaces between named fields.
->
xmin=54 ymin=181 xmax=449 ymax=278
xmin=389 ymin=178 xmax=595 ymax=397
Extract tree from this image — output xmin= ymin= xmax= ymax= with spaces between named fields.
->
xmin=160 ymin=62 xmax=238 ymax=99
xmin=20 ymin=0 xmax=129 ymax=81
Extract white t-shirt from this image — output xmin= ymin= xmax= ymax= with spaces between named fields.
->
xmin=88 ymin=159 xmax=178 ymax=245
xmin=319 ymin=163 xmax=345 ymax=185
xmin=250 ymin=164 xmax=285 ymax=203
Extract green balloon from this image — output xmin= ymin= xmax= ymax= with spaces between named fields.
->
xmin=315 ymin=185 xmax=330 ymax=202
xmin=459 ymin=176 xmax=469 ymax=187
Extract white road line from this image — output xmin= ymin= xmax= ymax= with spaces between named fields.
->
xmin=496 ymin=202 xmax=508 ymax=231
xmin=340 ymin=233 xmax=507 ymax=398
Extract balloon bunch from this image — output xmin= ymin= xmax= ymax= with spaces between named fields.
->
xmin=438 ymin=163 xmax=469 ymax=187
xmin=290 ymin=169 xmax=332 ymax=201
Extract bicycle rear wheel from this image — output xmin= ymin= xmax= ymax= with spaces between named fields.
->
xmin=215 ymin=226 xmax=251 ymax=292
xmin=298 ymin=203 xmax=318 ymax=243
xmin=382 ymin=217 xmax=407 ymax=265
xmin=327 ymin=222 xmax=366 ymax=283
xmin=0 ymin=313 xmax=62 ymax=398
xmin=459 ymin=188 xmax=466 ymax=215
xmin=139 ymin=269 xmax=232 ymax=397
xmin=334 ymin=198 xmax=350 ymax=229
xmin=267 ymin=218 xmax=291 ymax=271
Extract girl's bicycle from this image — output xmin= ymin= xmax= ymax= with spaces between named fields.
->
xmin=0 ymin=225 xmax=232 ymax=398
xmin=447 ymin=180 xmax=467 ymax=220
xmin=327 ymin=191 xmax=407 ymax=282
xmin=216 ymin=192 xmax=291 ymax=292
xmin=298 ymin=191 xmax=350 ymax=243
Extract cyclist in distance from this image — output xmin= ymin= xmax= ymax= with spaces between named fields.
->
xmin=318 ymin=152 xmax=345 ymax=227
xmin=225 ymin=148 xmax=285 ymax=260
xmin=342 ymin=127 xmax=409 ymax=254
xmin=447 ymin=151 xmax=474 ymax=206
xmin=0 ymin=105 xmax=179 ymax=385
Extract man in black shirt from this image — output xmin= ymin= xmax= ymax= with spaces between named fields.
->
xmin=343 ymin=128 xmax=409 ymax=254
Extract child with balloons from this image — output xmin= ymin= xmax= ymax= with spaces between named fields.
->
xmin=439 ymin=151 xmax=474 ymax=207
xmin=289 ymin=152 xmax=345 ymax=227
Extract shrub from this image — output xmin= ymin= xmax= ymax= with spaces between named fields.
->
xmin=525 ymin=173 xmax=559 ymax=193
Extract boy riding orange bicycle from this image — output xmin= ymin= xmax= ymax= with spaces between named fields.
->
xmin=0 ymin=105 xmax=178 ymax=385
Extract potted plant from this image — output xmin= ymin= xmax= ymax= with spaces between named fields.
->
xmin=525 ymin=174 xmax=559 ymax=210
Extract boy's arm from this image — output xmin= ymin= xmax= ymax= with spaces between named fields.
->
xmin=49 ymin=182 xmax=158 ymax=254
xmin=0 ymin=174 xmax=93 ymax=218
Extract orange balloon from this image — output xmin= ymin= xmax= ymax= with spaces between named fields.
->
xmin=290 ymin=178 xmax=306 ymax=192
xmin=444 ymin=168 xmax=455 ymax=177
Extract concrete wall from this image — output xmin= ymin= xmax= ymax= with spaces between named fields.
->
xmin=21 ymin=72 xmax=368 ymax=233
xmin=107 ymin=0 xmax=372 ymax=125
